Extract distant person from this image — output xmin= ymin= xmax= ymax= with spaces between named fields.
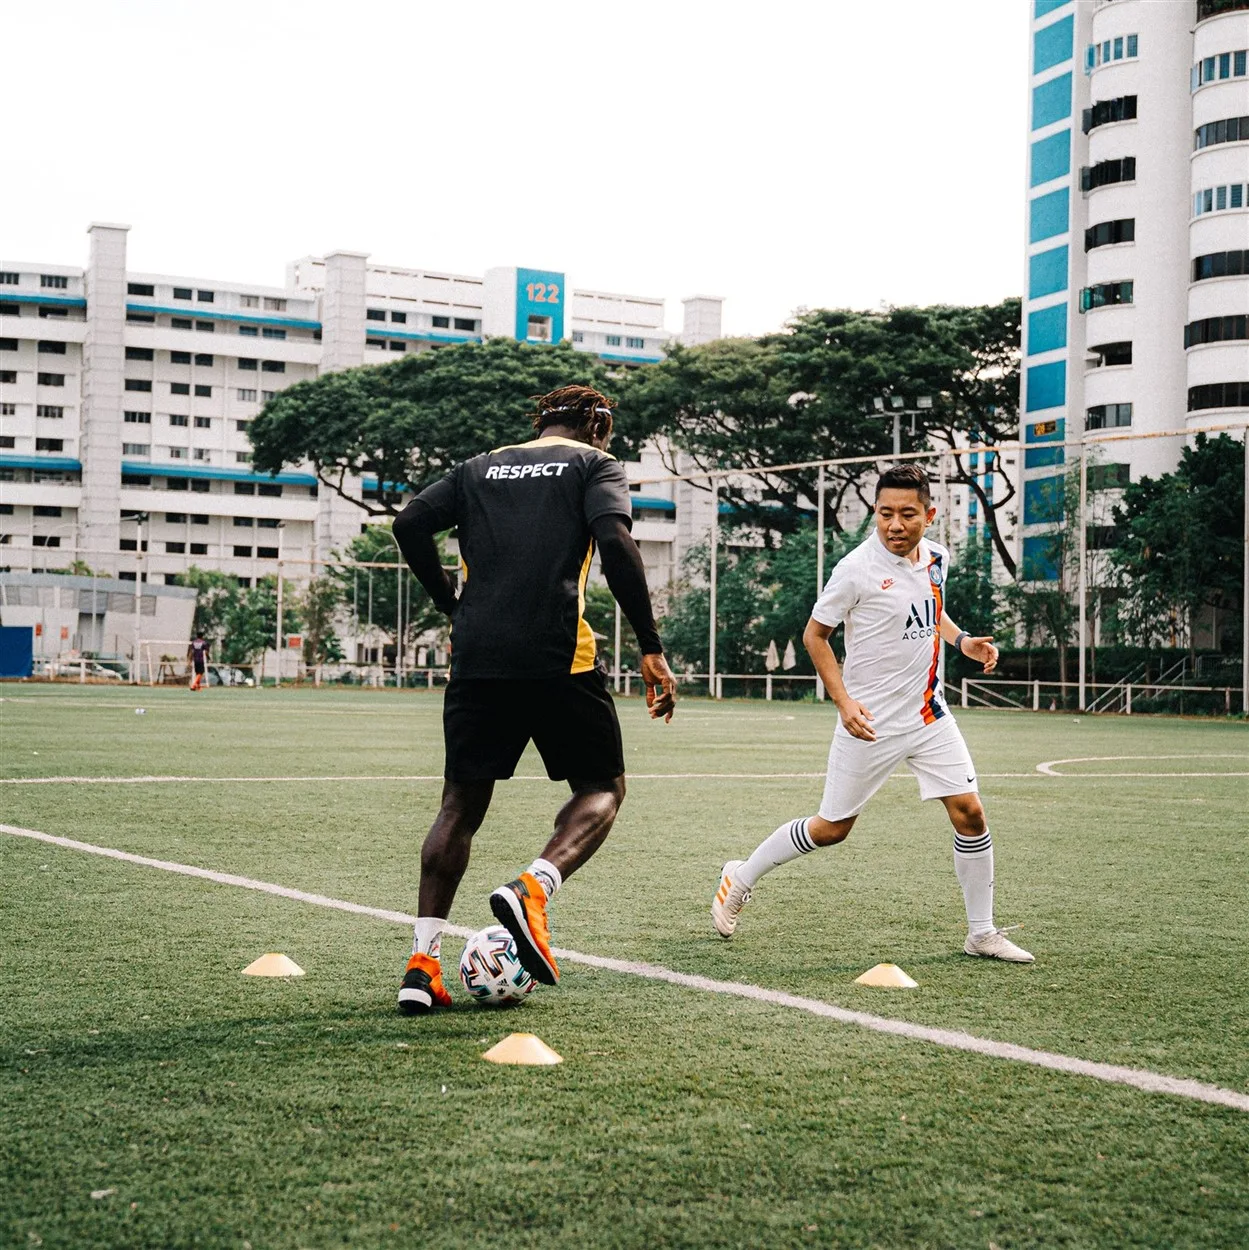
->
xmin=712 ymin=464 xmax=1033 ymax=964
xmin=391 ymin=384 xmax=677 ymax=1014
xmin=187 ymin=632 xmax=209 ymax=691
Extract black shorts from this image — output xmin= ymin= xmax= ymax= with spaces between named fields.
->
xmin=442 ymin=671 xmax=625 ymax=782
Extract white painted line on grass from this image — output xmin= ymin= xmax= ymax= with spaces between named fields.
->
xmin=1036 ymin=754 xmax=1249 ymax=778
xmin=4 ymin=821 xmax=1247 ymax=1115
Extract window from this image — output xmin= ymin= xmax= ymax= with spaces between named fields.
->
xmin=261 ymin=327 xmax=285 ymax=340
xmin=1081 ymin=157 xmax=1136 ymax=191
xmin=388 ymin=341 xmax=405 ymax=352
xmin=172 ymin=317 xmax=193 ymax=330
xmin=35 ymin=437 xmax=65 ymax=451
xmin=256 ymin=546 xmax=279 ymax=559
xmin=233 ymin=545 xmax=253 ymax=557
xmin=235 ymin=451 xmax=253 ymax=463
xmin=0 ymin=302 xmax=19 ymax=316
xmin=122 ymin=442 xmax=151 ymax=455
xmin=0 ymin=402 xmax=14 ymax=415
xmin=1082 ymin=95 xmax=1137 ymax=133
xmin=194 ymin=353 xmax=214 ymax=367
xmin=37 ymin=341 xmax=70 ymax=358
xmin=234 ymin=482 xmax=255 ymax=495
xmin=1084 ymin=219 xmax=1135 ymax=251
xmin=0 ymin=434 xmax=13 ymax=447
xmin=605 ymin=334 xmax=622 ymax=346
xmin=261 ymin=361 xmax=284 ymax=373
xmin=1184 ymin=314 xmax=1249 ymax=347
xmin=234 ymin=419 xmax=251 ymax=432
xmin=127 ymin=282 xmax=155 ymax=297
xmin=1194 ymin=183 xmax=1247 ymax=215
xmin=625 ymin=337 xmax=645 ymax=349
xmin=168 ymin=447 xmax=188 ymax=459
xmin=165 ymin=541 xmax=186 ymax=554
xmin=237 ymin=389 xmax=257 ymax=402
xmin=366 ymin=338 xmax=386 ymax=349
xmin=256 ymin=517 xmax=279 ymax=529
xmin=431 ymin=315 xmax=450 ymax=328
xmin=257 ymin=483 xmax=282 ymax=497
xmin=166 ymin=512 xmax=187 ymax=523
xmin=124 ymin=410 xmax=151 ymax=424
xmin=366 ymin=309 xmax=386 ymax=321
xmin=262 ymin=390 xmax=278 ymax=401
xmin=173 ymin=287 xmax=193 ymax=300
xmin=169 ymin=413 xmax=189 ymax=427
xmin=239 ymin=325 xmax=259 ymax=337
xmin=37 ymin=373 xmax=66 ymax=386
xmin=193 ymin=448 xmax=210 ymax=461
xmin=190 ymin=542 xmax=208 ymax=555
xmin=195 ymin=320 xmax=214 ymax=333
xmin=125 ymin=346 xmax=154 ymax=361
xmin=1086 ymin=403 xmax=1133 ymax=429
xmin=1127 ymin=34 xmax=1137 ymax=56
xmin=1088 ymin=340 xmax=1130 ymax=369
xmin=191 ymin=479 xmax=210 ymax=492
xmin=192 ymin=514 xmax=208 ymax=524
xmin=263 ymin=297 xmax=286 ymax=311
xmin=0 ymin=337 xmax=17 ymax=351
xmin=166 ymin=476 xmax=188 ymax=488
xmin=1192 ymin=250 xmax=1248 ymax=281
xmin=171 ymin=350 xmax=192 ymax=364
xmin=0 ymin=371 xmax=16 ymax=384
xmin=234 ymin=516 xmax=254 ymax=527
xmin=453 ymin=317 xmax=476 ymax=332
xmin=390 ymin=311 xmax=407 ymax=323
xmin=124 ymin=378 xmax=152 ymax=392
xmin=171 ymin=382 xmax=190 ymax=395
xmin=197 ymin=290 xmax=214 ymax=303
xmin=40 ymin=275 xmax=68 ymax=289
xmin=1087 ymin=462 xmax=1130 ymax=491
xmin=38 ymin=306 xmax=67 ymax=319
xmin=240 ymin=294 xmax=259 ymax=308
xmin=1195 ymin=116 xmax=1249 ymax=149
xmin=127 ymin=313 xmax=156 ymax=325
xmin=194 ymin=384 xmax=211 ymax=397
xmin=123 ymin=474 xmax=151 ymax=486
xmin=571 ymin=331 xmax=584 ymax=343
xmin=34 ymin=505 xmax=62 ymax=517
xmin=1079 ymin=281 xmax=1134 ymax=311
xmin=32 ymin=535 xmax=61 ymax=548
xmin=0 ymin=272 xmax=17 ymax=285
xmin=194 ymin=416 xmax=211 ymax=428
xmin=238 ymin=357 xmax=258 ymax=370
xmin=36 ymin=405 xmax=65 ymax=418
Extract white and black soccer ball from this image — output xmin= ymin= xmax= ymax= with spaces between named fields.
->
xmin=458 ymin=925 xmax=537 ymax=1005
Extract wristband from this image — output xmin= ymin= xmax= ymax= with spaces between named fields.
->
xmin=954 ymin=630 xmax=970 ymax=656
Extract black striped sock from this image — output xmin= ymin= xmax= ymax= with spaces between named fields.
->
xmin=954 ymin=831 xmax=992 ymax=856
xmin=789 ymin=817 xmax=817 ymax=854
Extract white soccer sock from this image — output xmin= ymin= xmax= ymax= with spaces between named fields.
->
xmin=953 ymin=831 xmax=994 ymax=937
xmin=412 ymin=917 xmax=446 ymax=959
xmin=736 ymin=817 xmax=820 ymax=889
xmin=526 ymin=858 xmax=563 ymax=900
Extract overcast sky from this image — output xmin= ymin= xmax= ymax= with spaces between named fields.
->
xmin=3 ymin=0 xmax=1030 ymax=337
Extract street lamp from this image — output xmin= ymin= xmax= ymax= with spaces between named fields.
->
xmin=274 ymin=522 xmax=286 ymax=686
xmin=122 ymin=510 xmax=149 ymax=683
xmin=871 ymin=395 xmax=933 ymax=458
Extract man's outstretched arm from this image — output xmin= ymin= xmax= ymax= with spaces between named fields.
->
xmin=393 ymin=499 xmax=457 ymax=615
xmin=590 ymin=514 xmax=675 ymax=721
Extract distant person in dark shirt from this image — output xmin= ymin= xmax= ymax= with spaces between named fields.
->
xmin=187 ymin=632 xmax=208 ymax=691
xmin=390 ymin=384 xmax=677 ymax=1015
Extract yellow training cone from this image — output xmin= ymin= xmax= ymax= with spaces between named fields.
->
xmin=241 ymin=953 xmax=305 ymax=977
xmin=482 ymin=1033 xmax=563 ymax=1066
xmin=854 ymin=962 xmax=918 ymax=989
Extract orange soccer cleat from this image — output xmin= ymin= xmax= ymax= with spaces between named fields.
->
xmin=489 ymin=872 xmax=560 ymax=986
xmin=396 ymin=951 xmax=453 ymax=1015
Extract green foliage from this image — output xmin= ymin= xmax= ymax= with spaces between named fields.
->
xmin=299 ymin=577 xmax=345 ymax=666
xmin=1111 ymin=433 xmax=1245 ymax=649
xmin=581 ymin=583 xmax=639 ymax=674
xmin=179 ymin=566 xmax=303 ymax=666
xmin=617 ymin=300 xmax=1020 ymax=571
xmin=249 ymin=339 xmax=643 ymax=516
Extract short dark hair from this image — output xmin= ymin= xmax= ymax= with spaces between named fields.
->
xmin=530 ymin=384 xmax=615 ymax=441
xmin=875 ymin=463 xmax=931 ymax=505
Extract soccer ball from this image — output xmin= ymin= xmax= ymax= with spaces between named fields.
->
xmin=458 ymin=925 xmax=537 ymax=1005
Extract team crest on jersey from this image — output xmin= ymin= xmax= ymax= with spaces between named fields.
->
xmin=928 ymin=560 xmax=943 ymax=588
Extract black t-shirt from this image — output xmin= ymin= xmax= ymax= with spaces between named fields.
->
xmin=190 ymin=638 xmax=208 ymax=670
xmin=413 ymin=436 xmax=633 ymax=679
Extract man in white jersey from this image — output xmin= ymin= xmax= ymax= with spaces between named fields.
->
xmin=712 ymin=463 xmax=1033 ymax=963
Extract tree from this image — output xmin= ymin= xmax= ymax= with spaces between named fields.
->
xmin=222 ymin=576 xmax=303 ymax=667
xmin=617 ymin=301 xmax=1021 ymax=569
xmin=1111 ymin=433 xmax=1245 ymax=652
xmin=180 ymin=567 xmax=241 ymax=649
xmin=249 ymin=339 xmax=643 ymax=516
xmin=300 ymin=576 xmax=345 ymax=668
xmin=943 ymin=529 xmax=1005 ymax=680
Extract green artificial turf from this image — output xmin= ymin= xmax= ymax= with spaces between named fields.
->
xmin=1 ymin=686 xmax=1247 ymax=1248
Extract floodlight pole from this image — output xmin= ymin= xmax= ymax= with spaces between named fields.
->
xmin=1078 ymin=440 xmax=1088 ymax=712
xmin=275 ymin=522 xmax=285 ymax=686
xmin=815 ymin=464 xmax=826 ymax=702
xmin=613 ymin=600 xmax=622 ymax=693
xmin=130 ymin=511 xmax=148 ymax=684
xmin=709 ymin=477 xmax=718 ymax=698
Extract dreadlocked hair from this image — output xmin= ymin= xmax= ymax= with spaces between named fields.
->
xmin=530 ymin=384 xmax=617 ymax=441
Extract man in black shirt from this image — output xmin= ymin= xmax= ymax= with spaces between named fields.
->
xmin=391 ymin=384 xmax=677 ymax=1014
xmin=187 ymin=632 xmax=208 ymax=691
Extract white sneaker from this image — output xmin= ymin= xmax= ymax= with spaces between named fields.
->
xmin=963 ymin=927 xmax=1034 ymax=963
xmin=712 ymin=860 xmax=751 ymax=938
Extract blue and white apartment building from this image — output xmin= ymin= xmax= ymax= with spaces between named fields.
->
xmin=1022 ymin=0 xmax=1249 ymax=580
xmin=0 ymin=225 xmax=723 ymax=598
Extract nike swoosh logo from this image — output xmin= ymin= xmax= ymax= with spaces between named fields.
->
xmin=966 ymin=775 xmax=976 ymax=782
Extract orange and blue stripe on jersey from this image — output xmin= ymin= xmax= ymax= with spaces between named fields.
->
xmin=920 ymin=552 xmax=946 ymax=725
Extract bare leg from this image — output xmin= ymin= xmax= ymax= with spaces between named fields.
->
xmin=418 ymin=779 xmax=495 ymax=918
xmin=807 ymin=813 xmax=857 ymax=846
xmin=534 ymin=775 xmax=627 ymax=881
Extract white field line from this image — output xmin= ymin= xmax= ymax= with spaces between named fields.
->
xmin=3 ymin=821 xmax=1247 ymax=1115
xmin=1036 ymin=754 xmax=1249 ymax=778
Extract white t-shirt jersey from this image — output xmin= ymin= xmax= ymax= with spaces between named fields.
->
xmin=811 ymin=532 xmax=952 ymax=738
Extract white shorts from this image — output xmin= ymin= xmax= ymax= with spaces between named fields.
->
xmin=818 ymin=717 xmax=979 ymax=822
